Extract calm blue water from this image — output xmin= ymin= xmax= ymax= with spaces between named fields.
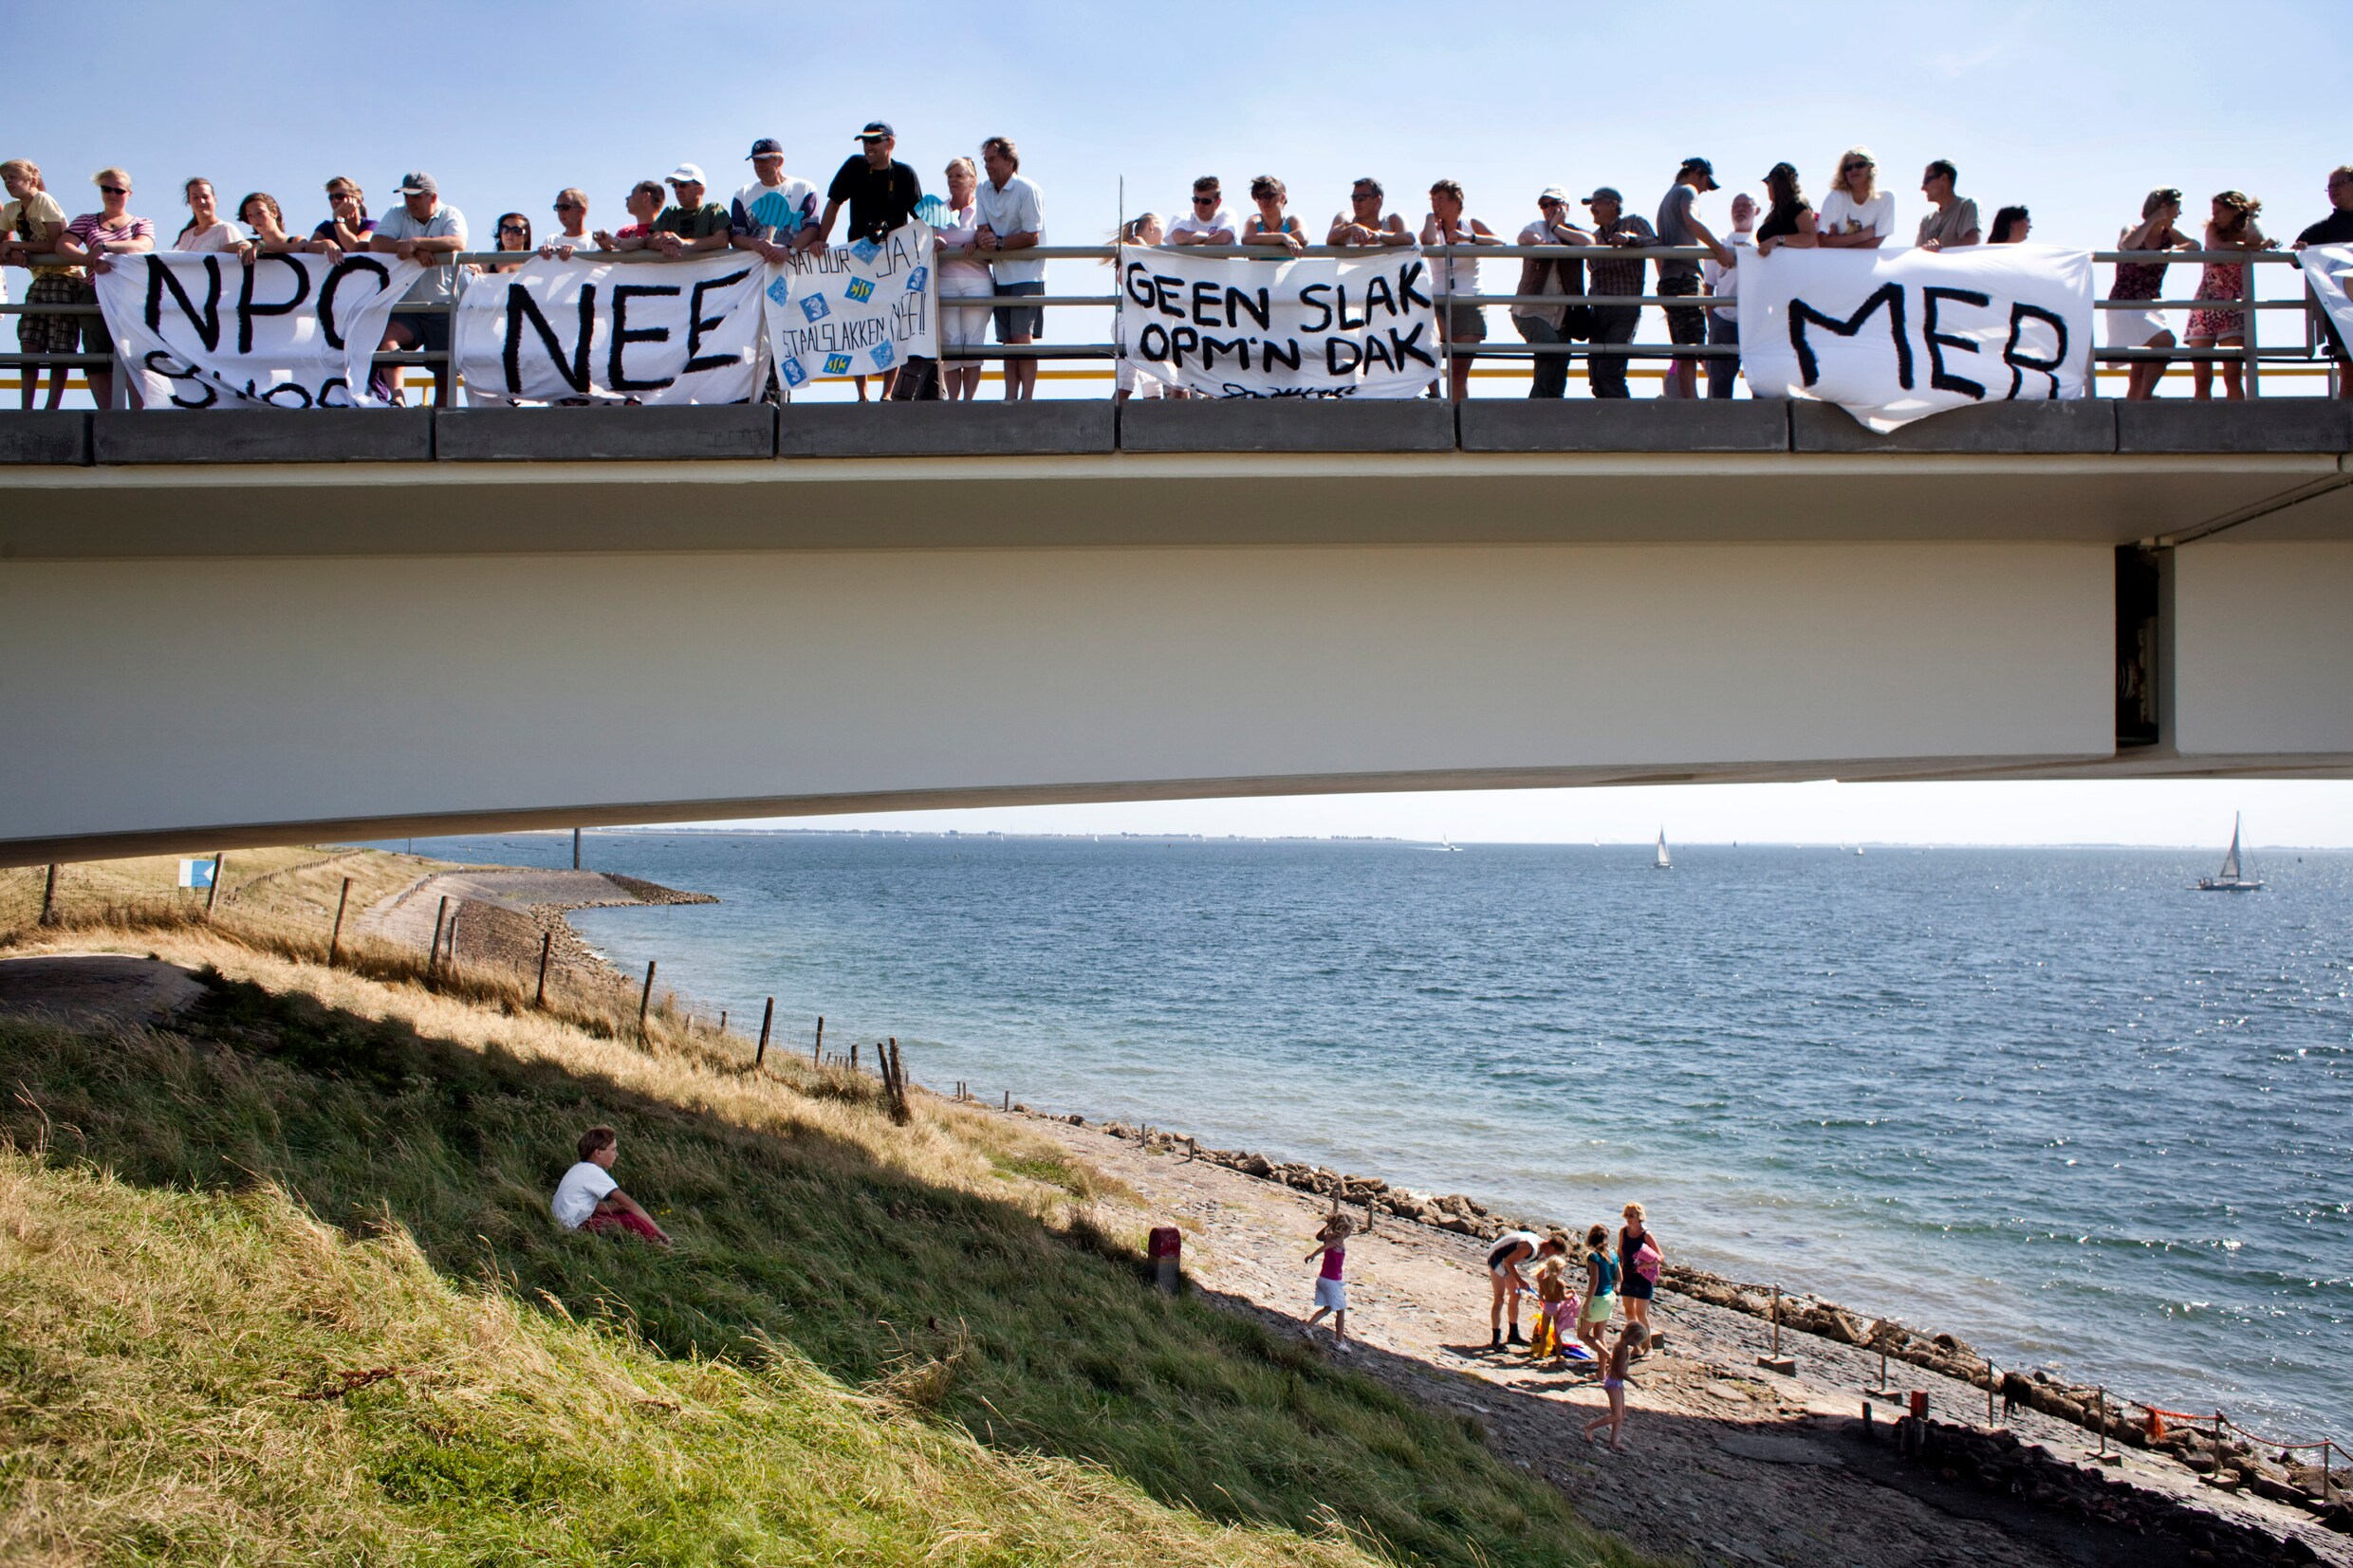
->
xmin=398 ymin=831 xmax=2352 ymax=1436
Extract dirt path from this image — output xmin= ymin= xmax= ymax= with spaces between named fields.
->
xmin=0 ymin=953 xmax=205 ymax=1029
xmin=1018 ymin=1113 xmax=2346 ymax=1568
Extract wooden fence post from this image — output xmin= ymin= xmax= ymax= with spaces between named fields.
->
xmin=38 ymin=863 xmax=60 ymax=927
xmin=205 ymin=853 xmax=225 ymax=916
xmin=328 ymin=876 xmax=352 ymax=964
xmin=851 ymin=1042 xmax=860 ymax=1073
xmin=639 ymin=960 xmax=657 ymax=1034
xmin=756 ymin=998 xmax=773 ymax=1070
xmin=813 ymin=1015 xmax=824 ymax=1063
xmin=427 ymin=895 xmax=449 ymax=973
xmin=534 ymin=930 xmax=553 ymax=1008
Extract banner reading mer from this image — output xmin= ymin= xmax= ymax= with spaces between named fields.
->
xmin=1118 ymin=246 xmax=1439 ymax=397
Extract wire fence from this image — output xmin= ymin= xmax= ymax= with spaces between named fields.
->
xmin=3 ymin=245 xmax=2341 ymax=403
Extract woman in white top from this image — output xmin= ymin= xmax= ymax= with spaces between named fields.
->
xmin=173 ymin=177 xmax=251 ymax=258
xmin=1419 ymin=178 xmax=1502 ymax=401
xmin=1111 ymin=213 xmax=1171 ymax=404
xmin=1816 ymin=147 xmax=1894 ymax=249
xmin=1240 ymin=175 xmax=1305 ymax=257
xmin=935 ymin=156 xmax=994 ymax=401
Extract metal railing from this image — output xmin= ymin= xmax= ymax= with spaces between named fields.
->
xmin=1 ymin=244 xmax=2340 ymax=403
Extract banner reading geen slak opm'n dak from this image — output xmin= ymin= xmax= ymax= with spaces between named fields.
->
xmin=1118 ymin=246 xmax=1440 ymax=397
xmin=763 ymin=224 xmax=937 ymax=389
xmin=1738 ymin=246 xmax=2093 ymax=432
xmin=95 ymin=251 xmax=422 ymax=409
xmin=454 ymin=250 xmax=768 ymax=405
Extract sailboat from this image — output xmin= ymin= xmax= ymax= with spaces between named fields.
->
xmin=2196 ymin=814 xmax=2263 ymax=892
xmin=1437 ymin=836 xmax=1463 ymax=853
xmin=1652 ymin=829 xmax=1672 ymax=871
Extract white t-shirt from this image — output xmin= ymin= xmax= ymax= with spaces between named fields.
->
xmin=550 ymin=1159 xmax=618 ymax=1229
xmin=1818 ymin=189 xmax=1895 ymax=242
xmin=543 ymin=230 xmax=598 ymax=253
xmin=1704 ymin=230 xmax=1753 ymax=321
xmin=375 ymin=202 xmax=470 ymax=302
xmin=1424 ymin=216 xmax=1488 ymax=295
xmin=1168 ymin=208 xmax=1236 ymax=244
xmin=936 ymin=200 xmax=992 ymax=289
xmin=732 ymin=176 xmax=816 ymax=242
xmin=173 ymin=219 xmax=250 ymax=252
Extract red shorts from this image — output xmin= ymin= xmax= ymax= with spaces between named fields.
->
xmin=581 ymin=1208 xmax=664 ymax=1243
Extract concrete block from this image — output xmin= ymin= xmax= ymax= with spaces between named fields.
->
xmin=1119 ymin=398 xmax=1455 ymax=452
xmin=94 ymin=409 xmax=433 ymax=464
xmin=779 ymin=400 xmax=1113 ymax=457
xmin=1459 ymin=400 xmax=1788 ymax=452
xmin=1790 ymin=398 xmax=2117 ymax=453
xmin=0 ymin=412 xmax=90 ymax=466
xmin=2115 ymin=400 xmax=2353 ymax=454
xmin=436 ymin=405 xmax=777 ymax=461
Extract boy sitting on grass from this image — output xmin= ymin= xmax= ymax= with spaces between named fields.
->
xmin=551 ymin=1125 xmax=672 ymax=1246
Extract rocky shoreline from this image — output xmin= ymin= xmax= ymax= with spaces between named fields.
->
xmin=1045 ymin=1110 xmax=2347 ymax=1533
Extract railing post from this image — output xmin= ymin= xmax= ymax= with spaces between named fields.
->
xmin=2240 ymin=251 xmax=2261 ymax=398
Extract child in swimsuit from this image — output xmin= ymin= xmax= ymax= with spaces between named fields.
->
xmin=1303 ymin=1214 xmax=1354 ymax=1352
xmin=1532 ymin=1252 xmax=1575 ymax=1359
xmin=1584 ymin=1324 xmax=1644 ymax=1450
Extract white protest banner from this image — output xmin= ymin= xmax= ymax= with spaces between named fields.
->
xmin=94 ymin=250 xmax=421 ymax=409
xmin=1738 ymin=246 xmax=2093 ymax=431
xmin=454 ymin=250 xmax=767 ymax=405
xmin=2297 ymin=244 xmax=2353 ymax=361
xmin=1117 ymin=246 xmax=1439 ymax=397
xmin=763 ymin=224 xmax=936 ymax=389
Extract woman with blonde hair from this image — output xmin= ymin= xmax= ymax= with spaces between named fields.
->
xmin=52 ymin=167 xmax=156 ymax=409
xmin=1110 ymin=212 xmax=1171 ymax=403
xmin=935 ymin=156 xmax=993 ymax=400
xmin=309 ymin=175 xmax=376 ymax=259
xmin=2109 ymin=187 xmax=2196 ymax=401
xmin=1817 ymin=146 xmax=1893 ymax=249
xmin=2187 ymin=190 xmax=2273 ymax=401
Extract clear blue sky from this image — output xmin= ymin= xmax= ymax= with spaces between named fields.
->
xmin=9 ymin=0 xmax=2349 ymax=846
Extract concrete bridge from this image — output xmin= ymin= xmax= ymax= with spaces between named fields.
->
xmin=2 ymin=397 xmax=2348 ymax=866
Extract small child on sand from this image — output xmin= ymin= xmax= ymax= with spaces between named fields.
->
xmin=1584 ymin=1324 xmax=1645 ymax=1450
xmin=1531 ymin=1247 xmax=1575 ymax=1359
xmin=551 ymin=1126 xmax=673 ymax=1246
xmin=1302 ymin=1214 xmax=1354 ymax=1352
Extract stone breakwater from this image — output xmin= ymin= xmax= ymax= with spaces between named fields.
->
xmin=1049 ymin=1111 xmax=2349 ymax=1530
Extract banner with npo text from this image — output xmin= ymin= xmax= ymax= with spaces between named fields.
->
xmin=1118 ymin=246 xmax=1440 ymax=397
xmin=2297 ymin=244 xmax=2353 ymax=362
xmin=763 ymin=224 xmax=937 ymax=389
xmin=95 ymin=251 xmax=421 ymax=408
xmin=454 ymin=251 xmax=766 ymax=405
xmin=1738 ymin=246 xmax=2093 ymax=431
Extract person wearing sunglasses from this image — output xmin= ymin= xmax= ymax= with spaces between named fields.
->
xmin=2291 ymin=166 xmax=2353 ymax=399
xmin=540 ymin=189 xmax=594 ymax=257
xmin=1915 ymin=159 xmax=1980 ymax=250
xmin=1327 ymin=176 xmax=1409 ymax=249
xmin=52 ymin=167 xmax=156 ymax=409
xmin=481 ymin=212 xmax=533 ymax=274
xmin=1167 ymin=175 xmax=1235 ymax=246
xmin=308 ymin=177 xmax=376 ymax=260
xmin=1817 ymin=146 xmax=1893 ymax=249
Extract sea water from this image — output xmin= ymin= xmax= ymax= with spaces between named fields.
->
xmin=398 ymin=832 xmax=2351 ymax=1437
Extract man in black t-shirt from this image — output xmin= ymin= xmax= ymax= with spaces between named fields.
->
xmin=2293 ymin=164 xmax=2353 ymax=395
xmin=818 ymin=120 xmax=922 ymax=246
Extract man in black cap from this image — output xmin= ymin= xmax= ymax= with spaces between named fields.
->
xmin=1657 ymin=157 xmax=1736 ymax=398
xmin=818 ymin=121 xmax=922 ymax=249
xmin=1582 ymin=187 xmax=1652 ymax=399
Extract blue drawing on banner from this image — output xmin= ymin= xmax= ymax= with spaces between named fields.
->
xmin=800 ymin=294 xmax=831 ymax=323
xmin=845 ymin=277 xmax=875 ymax=304
xmin=766 ymin=277 xmax=790 ymax=306
xmin=779 ymin=356 xmax=808 ymax=388
xmin=824 ymin=353 xmax=852 ymax=375
xmin=905 ymin=266 xmax=929 ymax=293
xmin=849 ymin=237 xmax=880 ymax=264
xmin=869 ymin=341 xmax=896 ymax=370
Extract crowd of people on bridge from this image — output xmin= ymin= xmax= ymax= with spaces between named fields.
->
xmin=5 ymin=128 xmax=2349 ymax=410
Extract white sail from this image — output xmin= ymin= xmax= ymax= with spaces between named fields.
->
xmin=1654 ymin=830 xmax=1671 ymax=869
xmin=2219 ymin=815 xmax=2244 ymax=881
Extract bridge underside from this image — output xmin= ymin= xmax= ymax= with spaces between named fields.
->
xmin=4 ymin=414 xmax=2349 ymax=865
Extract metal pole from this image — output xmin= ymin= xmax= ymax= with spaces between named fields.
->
xmin=38 ymin=863 xmax=59 ymax=926
xmin=205 ymin=853 xmax=225 ymax=916
xmin=755 ymin=998 xmax=773 ymax=1070
xmin=2239 ymin=252 xmax=2261 ymax=398
xmin=534 ymin=930 xmax=553 ymax=1007
xmin=572 ymin=827 xmax=582 ymax=870
xmin=638 ymin=960 xmax=656 ymax=1033
xmin=329 ymin=876 xmax=351 ymax=964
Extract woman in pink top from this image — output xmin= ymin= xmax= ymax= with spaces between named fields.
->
xmin=1301 ymin=1214 xmax=1355 ymax=1352
xmin=52 ymin=167 xmax=156 ymax=410
xmin=2186 ymin=191 xmax=2274 ymax=402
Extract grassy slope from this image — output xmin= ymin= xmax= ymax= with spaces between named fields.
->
xmin=0 ymin=882 xmax=1642 ymax=1566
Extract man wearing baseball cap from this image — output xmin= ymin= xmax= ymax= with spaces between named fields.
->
xmin=1512 ymin=186 xmax=1593 ymax=399
xmin=651 ymin=164 xmax=731 ymax=258
xmin=1582 ymin=186 xmax=1652 ymax=398
xmin=731 ymin=138 xmax=818 ymax=263
xmin=369 ymin=172 xmax=468 ymax=405
xmin=818 ymin=121 xmax=923 ymax=249
xmin=1657 ymin=157 xmax=1736 ymax=397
